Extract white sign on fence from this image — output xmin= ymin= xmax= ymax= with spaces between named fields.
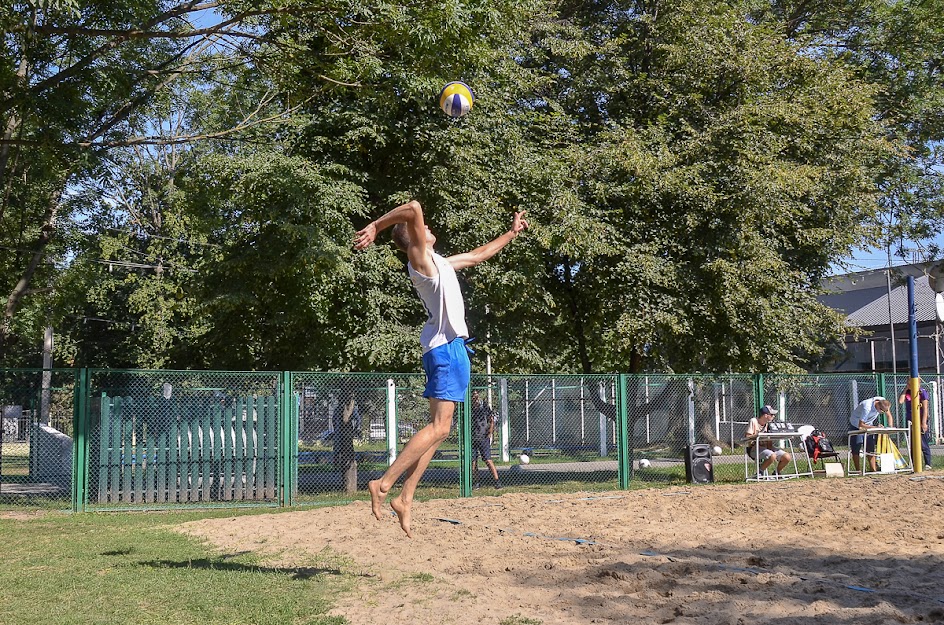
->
xmin=2 ymin=405 xmax=21 ymax=442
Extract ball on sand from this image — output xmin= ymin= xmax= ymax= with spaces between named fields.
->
xmin=639 ymin=459 xmax=651 ymax=469
xmin=519 ymin=453 xmax=530 ymax=465
xmin=712 ymin=445 xmax=723 ymax=456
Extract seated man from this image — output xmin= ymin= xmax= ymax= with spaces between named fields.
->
xmin=848 ymin=396 xmax=893 ymax=473
xmin=745 ymin=405 xmax=792 ymax=477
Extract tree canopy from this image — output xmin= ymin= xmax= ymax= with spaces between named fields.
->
xmin=1 ymin=0 xmax=940 ymax=374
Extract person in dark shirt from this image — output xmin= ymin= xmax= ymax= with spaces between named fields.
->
xmin=471 ymin=390 xmax=501 ymax=489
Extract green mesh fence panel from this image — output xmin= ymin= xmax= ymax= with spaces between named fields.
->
xmin=472 ymin=374 xmax=621 ymax=493
xmin=762 ymin=373 xmax=880 ymax=443
xmin=622 ymin=375 xmax=756 ymax=485
xmin=86 ymin=370 xmax=281 ymax=510
xmin=289 ymin=372 xmax=458 ymax=506
xmin=4 ymin=368 xmax=923 ymax=512
xmin=0 ymin=369 xmax=75 ymax=510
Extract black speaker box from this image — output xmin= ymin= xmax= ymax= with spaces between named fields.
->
xmin=685 ymin=443 xmax=714 ymax=484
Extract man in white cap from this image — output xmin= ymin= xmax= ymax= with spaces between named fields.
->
xmin=745 ymin=405 xmax=792 ymax=477
xmin=849 ymin=396 xmax=893 ymax=473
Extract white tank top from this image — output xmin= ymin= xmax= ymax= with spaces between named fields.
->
xmin=408 ymin=252 xmax=469 ymax=353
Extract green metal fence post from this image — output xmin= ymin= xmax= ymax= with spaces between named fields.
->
xmin=876 ymin=372 xmax=887 ymax=401
xmin=71 ymin=368 xmax=90 ymax=512
xmin=459 ymin=386 xmax=472 ymax=497
xmin=279 ymin=371 xmax=296 ymax=507
xmin=753 ymin=373 xmax=764 ymax=413
xmin=617 ymin=374 xmax=631 ymax=489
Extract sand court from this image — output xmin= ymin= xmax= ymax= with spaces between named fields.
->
xmin=179 ymin=474 xmax=944 ymax=625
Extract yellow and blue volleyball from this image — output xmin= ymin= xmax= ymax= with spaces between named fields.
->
xmin=438 ymin=81 xmax=474 ymax=118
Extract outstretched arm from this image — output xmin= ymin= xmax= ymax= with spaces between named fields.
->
xmin=353 ymin=200 xmax=433 ymax=275
xmin=447 ymin=211 xmax=529 ymax=270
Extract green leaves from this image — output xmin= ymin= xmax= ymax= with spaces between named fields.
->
xmin=2 ymin=0 xmax=932 ymax=375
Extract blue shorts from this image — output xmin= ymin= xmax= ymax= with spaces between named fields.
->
xmin=849 ymin=431 xmax=877 ymax=455
xmin=421 ymin=337 xmax=471 ymax=402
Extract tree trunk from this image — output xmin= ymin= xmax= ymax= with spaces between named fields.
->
xmin=334 ymin=398 xmax=358 ymax=494
xmin=0 ymin=191 xmax=59 ymax=357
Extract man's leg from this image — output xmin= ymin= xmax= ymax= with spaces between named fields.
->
xmin=777 ymin=453 xmax=791 ymax=473
xmin=368 ymin=398 xmax=455 ymax=522
xmin=866 ymin=435 xmax=878 ymax=472
xmin=850 ymin=434 xmax=862 ymax=473
xmin=382 ymin=398 xmax=454 ymax=537
xmin=390 ymin=399 xmax=454 ymax=537
xmin=486 ymin=459 xmax=500 ymax=486
xmin=389 ymin=439 xmax=441 ymax=538
xmin=760 ymin=455 xmax=773 ymax=473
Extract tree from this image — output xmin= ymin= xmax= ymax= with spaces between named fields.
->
xmin=749 ymin=0 xmax=944 ymax=263
xmin=0 ymin=0 xmax=418 ymax=363
xmin=4 ymin=0 xmax=920 ymax=377
xmin=504 ymin=0 xmax=892 ymax=373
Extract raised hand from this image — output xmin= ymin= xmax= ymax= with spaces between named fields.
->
xmin=511 ymin=210 xmax=529 ymax=235
xmin=354 ymin=223 xmax=377 ymax=250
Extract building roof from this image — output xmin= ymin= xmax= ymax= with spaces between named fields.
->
xmin=820 ymin=262 xmax=944 ymax=327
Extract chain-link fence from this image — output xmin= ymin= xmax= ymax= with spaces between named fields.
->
xmin=0 ymin=369 xmax=76 ymax=509
xmin=468 ymin=374 xmax=621 ymax=494
xmin=627 ymin=375 xmax=757 ymax=485
xmin=87 ymin=370 xmax=283 ymax=510
xmin=3 ymin=369 xmax=939 ymax=511
xmin=289 ymin=372 xmax=458 ymax=506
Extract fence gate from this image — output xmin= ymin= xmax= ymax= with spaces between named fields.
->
xmin=91 ymin=394 xmax=279 ymax=505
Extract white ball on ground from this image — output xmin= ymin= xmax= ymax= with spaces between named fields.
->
xmin=519 ymin=453 xmax=530 ymax=465
xmin=639 ymin=459 xmax=651 ymax=469
xmin=712 ymin=445 xmax=723 ymax=456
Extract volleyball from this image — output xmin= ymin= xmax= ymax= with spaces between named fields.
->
xmin=639 ymin=459 xmax=651 ymax=469
xmin=439 ymin=81 xmax=474 ymax=118
xmin=712 ymin=446 xmax=723 ymax=456
xmin=519 ymin=453 xmax=530 ymax=465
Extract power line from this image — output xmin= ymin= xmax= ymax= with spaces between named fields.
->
xmin=92 ymin=258 xmax=197 ymax=273
xmin=101 ymin=227 xmax=221 ymax=248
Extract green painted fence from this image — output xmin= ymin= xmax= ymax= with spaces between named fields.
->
xmin=0 ymin=368 xmax=940 ymax=511
xmin=91 ymin=394 xmax=280 ymax=506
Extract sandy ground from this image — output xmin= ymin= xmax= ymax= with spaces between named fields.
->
xmin=179 ymin=474 xmax=944 ymax=625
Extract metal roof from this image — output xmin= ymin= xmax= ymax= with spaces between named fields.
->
xmin=820 ymin=263 xmax=942 ymax=327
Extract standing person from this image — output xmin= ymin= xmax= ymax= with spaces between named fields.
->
xmin=744 ymin=405 xmax=792 ymax=477
xmin=899 ymin=384 xmax=933 ymax=469
xmin=471 ymin=390 xmax=501 ymax=490
xmin=354 ymin=200 xmax=528 ymax=537
xmin=849 ymin=396 xmax=894 ymax=473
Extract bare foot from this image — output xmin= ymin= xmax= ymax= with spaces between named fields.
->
xmin=390 ymin=495 xmax=413 ymax=538
xmin=368 ymin=480 xmax=388 ymax=521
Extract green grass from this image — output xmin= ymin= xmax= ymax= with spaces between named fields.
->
xmin=0 ymin=442 xmax=29 ymax=476
xmin=0 ymin=509 xmax=354 ymax=625
xmin=500 ymin=614 xmax=543 ymax=625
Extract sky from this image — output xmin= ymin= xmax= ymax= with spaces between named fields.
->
xmin=832 ymin=232 xmax=944 ymax=276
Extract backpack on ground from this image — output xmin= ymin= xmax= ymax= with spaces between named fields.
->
xmin=805 ymin=430 xmax=835 ymax=462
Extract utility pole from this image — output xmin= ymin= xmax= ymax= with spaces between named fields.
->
xmin=886 ymin=246 xmax=897 ymax=374
xmin=40 ymin=326 xmax=52 ymax=425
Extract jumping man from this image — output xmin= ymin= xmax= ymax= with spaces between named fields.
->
xmin=353 ymin=200 xmax=528 ymax=536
